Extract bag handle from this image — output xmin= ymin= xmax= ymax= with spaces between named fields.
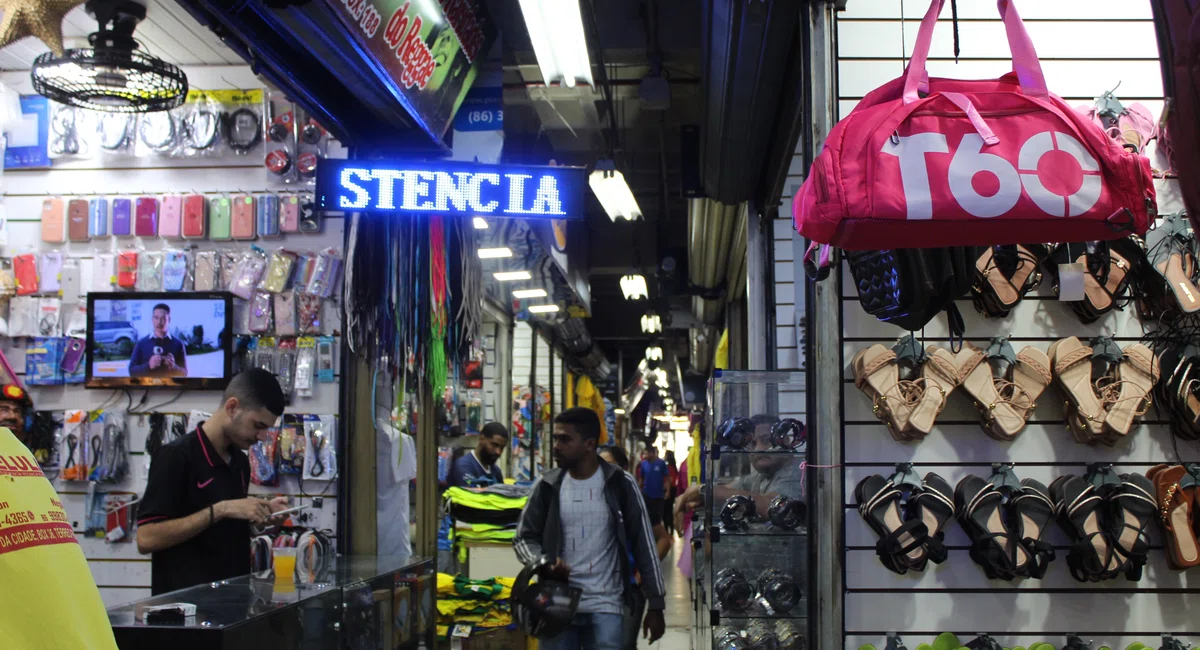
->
xmin=902 ymin=0 xmax=1048 ymax=104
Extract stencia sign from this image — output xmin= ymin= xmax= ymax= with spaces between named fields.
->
xmin=314 ymin=160 xmax=586 ymax=219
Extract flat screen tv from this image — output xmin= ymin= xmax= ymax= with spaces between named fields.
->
xmin=85 ymin=292 xmax=234 ymax=390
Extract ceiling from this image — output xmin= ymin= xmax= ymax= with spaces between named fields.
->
xmin=0 ymin=0 xmax=242 ymax=70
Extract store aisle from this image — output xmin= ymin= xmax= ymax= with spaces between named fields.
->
xmin=657 ymin=538 xmax=692 ymax=648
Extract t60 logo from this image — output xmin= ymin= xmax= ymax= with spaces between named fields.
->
xmin=881 ymin=131 xmax=1102 ymax=219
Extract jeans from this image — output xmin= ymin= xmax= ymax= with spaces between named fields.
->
xmin=540 ymin=612 xmax=625 ymax=650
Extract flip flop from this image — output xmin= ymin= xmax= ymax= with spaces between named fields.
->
xmin=956 ymin=343 xmax=1025 ymax=440
xmin=1107 ymin=473 xmax=1157 ymax=580
xmin=1051 ymin=475 xmax=1119 ymax=582
xmin=1147 ymin=464 xmax=1200 ymax=569
xmin=1102 ymin=343 xmax=1159 ymax=439
xmin=1011 ymin=478 xmax=1057 ymax=579
xmin=855 ymin=474 xmax=928 ymax=574
xmin=907 ymin=472 xmax=956 ymax=564
xmin=956 ymin=475 xmax=1021 ymax=580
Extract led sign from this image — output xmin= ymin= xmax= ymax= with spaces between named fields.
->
xmin=315 ymin=160 xmax=586 ymax=220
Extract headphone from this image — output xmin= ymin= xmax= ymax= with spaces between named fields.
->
xmin=717 ymin=418 xmax=755 ymax=449
xmin=719 ymin=494 xmax=757 ymax=531
xmin=770 ymin=418 xmax=806 ymax=450
xmin=767 ymin=495 xmax=806 ymax=530
xmin=756 ymin=568 xmax=800 ymax=614
xmin=713 ymin=568 xmax=753 ymax=611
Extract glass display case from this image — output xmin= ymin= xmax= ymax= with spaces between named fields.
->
xmin=693 ymin=370 xmax=809 ymax=650
xmin=107 ymin=554 xmax=434 ymax=650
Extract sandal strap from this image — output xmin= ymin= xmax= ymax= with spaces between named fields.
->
xmin=859 ymin=485 xmax=903 ymax=517
xmin=855 ymin=350 xmax=898 ymax=391
xmin=968 ymin=532 xmax=1016 ymax=580
xmin=1020 ymin=537 xmax=1057 ymax=579
xmin=875 ymin=518 xmax=929 ymax=563
xmin=923 ymin=532 xmax=949 ymax=565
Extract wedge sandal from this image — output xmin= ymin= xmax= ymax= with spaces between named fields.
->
xmin=1051 ymin=475 xmax=1120 ymax=582
xmin=956 ymin=343 xmax=1025 ymax=440
xmin=853 ymin=345 xmax=918 ymax=441
xmin=1101 ymin=343 xmax=1159 ymax=440
xmin=1105 ymin=472 xmax=1157 ymax=580
xmin=1049 ymin=337 xmax=1108 ymax=444
xmin=1010 ymin=478 xmax=1057 ymax=579
xmin=1147 ymin=464 xmax=1200 ymax=569
xmin=906 ymin=346 xmax=959 ymax=437
xmin=956 ymin=475 xmax=1021 ymax=580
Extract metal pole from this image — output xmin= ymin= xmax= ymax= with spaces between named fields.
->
xmin=800 ymin=3 xmax=843 ymax=649
xmin=745 ymin=202 xmax=768 ymax=370
xmin=529 ymin=326 xmax=538 ymax=480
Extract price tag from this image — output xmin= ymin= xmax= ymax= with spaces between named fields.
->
xmin=451 ymin=623 xmax=472 ymax=638
xmin=1058 ymin=262 xmax=1086 ymax=302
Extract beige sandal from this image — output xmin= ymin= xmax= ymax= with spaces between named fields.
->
xmin=1102 ymin=343 xmax=1159 ymax=439
xmin=907 ymin=346 xmax=959 ymax=437
xmin=1008 ymin=346 xmax=1052 ymax=421
xmin=853 ymin=345 xmax=917 ymax=441
xmin=954 ymin=343 xmax=1026 ymax=440
xmin=1049 ymin=337 xmax=1107 ymax=444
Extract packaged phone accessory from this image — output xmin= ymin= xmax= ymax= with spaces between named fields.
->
xmin=302 ymin=415 xmax=335 ymax=481
xmin=26 ymin=337 xmax=64 ymax=386
xmin=60 ymin=336 xmax=86 ymax=374
xmin=89 ymin=198 xmax=109 ymax=238
xmin=37 ymin=298 xmax=62 ymax=336
xmin=182 ymin=194 xmax=206 ymax=238
xmin=254 ymin=336 xmax=276 ymax=372
xmin=65 ymin=303 xmax=88 ymax=338
xmin=93 ymin=253 xmax=116 ymax=291
xmin=38 ymin=251 xmax=63 ymax=294
xmin=68 ymin=198 xmax=89 ymax=241
xmin=276 ymin=338 xmax=296 ymax=400
xmin=230 ymin=248 xmax=268 ymax=299
xmin=60 ymin=410 xmax=89 ymax=480
xmin=59 ymin=258 xmax=81 ymax=300
xmin=158 ymin=194 xmax=183 ymax=238
xmin=298 ymin=196 xmax=321 ymax=233
xmin=194 ymin=251 xmax=217 ymax=291
xmin=117 ymin=252 xmax=138 ymax=288
xmin=250 ymin=427 xmax=281 ymax=487
xmin=8 ymin=296 xmax=35 ymax=337
xmin=278 ymin=415 xmax=304 ymax=476
xmin=134 ymin=196 xmax=158 ymax=237
xmin=111 ymin=198 xmax=132 ymax=236
xmin=163 ymin=250 xmax=188 ymax=291
xmin=13 ymin=254 xmax=39 ymax=296
xmin=274 ymin=291 xmax=297 ymax=336
xmin=41 ymin=198 xmax=66 ymax=243
xmin=248 ymin=291 xmax=273 ymax=333
xmin=231 ymin=194 xmax=256 ymax=240
xmin=209 ymin=195 xmax=232 ymax=240
xmin=280 ymin=195 xmax=300 ymax=233
xmin=257 ymin=194 xmax=280 ymax=238
xmin=0 ymin=259 xmax=16 ymax=297
xmin=261 ymin=249 xmax=296 ymax=293
xmin=305 ymin=249 xmax=342 ymax=299
xmin=317 ymin=336 xmax=335 ymax=383
xmin=219 ymin=251 xmax=239 ymax=290
xmin=297 ymin=293 xmax=322 ymax=335
xmin=296 ymin=336 xmax=317 ymax=397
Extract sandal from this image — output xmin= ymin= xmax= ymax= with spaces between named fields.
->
xmin=1010 ymin=478 xmax=1057 ymax=579
xmin=971 ymin=244 xmax=1046 ymax=318
xmin=1051 ymin=475 xmax=1120 ymax=582
xmin=853 ymin=345 xmax=918 ymax=441
xmin=1101 ymin=343 xmax=1159 ymax=440
xmin=907 ymin=346 xmax=959 ymax=437
xmin=1049 ymin=337 xmax=1107 ymax=444
xmin=855 ymin=474 xmax=929 ymax=574
xmin=907 ymin=472 xmax=956 ymax=565
xmin=1008 ymin=346 xmax=1052 ymax=421
xmin=955 ymin=475 xmax=1021 ymax=581
xmin=1106 ymin=472 xmax=1157 ymax=580
xmin=1157 ymin=346 xmax=1200 ymax=441
xmin=1147 ymin=464 xmax=1200 ymax=569
xmin=1148 ymin=214 xmax=1200 ymax=313
xmin=956 ymin=343 xmax=1025 ymax=441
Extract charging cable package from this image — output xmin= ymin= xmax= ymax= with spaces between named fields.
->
xmin=136 ymin=109 xmax=182 ymax=157
xmin=302 ymin=414 xmax=335 ymax=481
xmin=264 ymin=92 xmax=298 ymax=184
xmin=89 ymin=410 xmax=129 ymax=483
xmin=49 ymin=103 xmax=95 ymax=159
xmin=223 ymin=89 xmax=265 ymax=158
xmin=250 ymin=426 xmax=281 ymax=487
xmin=28 ymin=410 xmax=63 ymax=470
xmin=278 ymin=414 xmax=305 ymax=476
xmin=37 ymin=297 xmax=61 ymax=337
xmin=98 ymin=112 xmax=135 ymax=156
xmin=61 ymin=409 xmax=90 ymax=481
xmin=180 ymin=90 xmax=223 ymax=157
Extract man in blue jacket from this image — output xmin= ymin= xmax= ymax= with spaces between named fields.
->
xmin=514 ymin=408 xmax=666 ymax=649
xmin=128 ymin=304 xmax=187 ymax=378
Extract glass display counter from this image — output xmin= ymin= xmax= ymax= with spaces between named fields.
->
xmin=108 ymin=554 xmax=434 ymax=650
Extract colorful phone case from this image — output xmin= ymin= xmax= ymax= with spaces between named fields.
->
xmin=257 ymin=194 xmax=280 ymax=238
xmin=135 ymin=197 xmax=158 ymax=237
xmin=89 ymin=198 xmax=109 ymax=238
xmin=163 ymin=251 xmax=188 ymax=291
xmin=231 ymin=195 xmax=256 ymax=240
xmin=67 ymin=199 xmax=89 ymax=241
xmin=117 ymin=252 xmax=138 ymax=288
xmin=182 ymin=194 xmax=206 ymax=239
xmin=13 ymin=254 xmax=38 ymax=296
xmin=209 ymin=197 xmax=232 ymax=240
xmin=112 ymin=198 xmax=132 ymax=236
xmin=60 ymin=337 xmax=85 ymax=374
xmin=41 ymin=198 xmax=65 ymax=243
xmin=158 ymin=195 xmax=183 ymax=238
xmin=280 ymin=195 xmax=300 ymax=233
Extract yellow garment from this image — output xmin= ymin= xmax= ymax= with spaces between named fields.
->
xmin=685 ymin=424 xmax=701 ymax=486
xmin=0 ymin=427 xmax=118 ymax=650
xmin=442 ymin=487 xmax=528 ymax=511
xmin=574 ymin=376 xmax=609 ymax=444
xmin=715 ymin=328 xmax=729 ymax=370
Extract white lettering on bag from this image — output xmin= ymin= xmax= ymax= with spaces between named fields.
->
xmin=882 ymin=130 xmax=1102 ymax=220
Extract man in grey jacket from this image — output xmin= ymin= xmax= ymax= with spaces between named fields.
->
xmin=514 ymin=407 xmax=666 ymax=649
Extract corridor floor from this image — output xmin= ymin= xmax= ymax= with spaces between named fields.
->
xmin=653 ymin=536 xmax=692 ymax=648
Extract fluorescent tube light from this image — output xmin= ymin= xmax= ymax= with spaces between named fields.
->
xmin=494 ymin=271 xmax=532 ymax=281
xmin=528 ymin=304 xmax=560 ymax=314
xmin=645 ymin=346 xmax=663 ymax=361
xmin=614 ymin=408 xmax=626 ymax=415
xmin=589 ymin=161 xmax=642 ymax=221
xmin=516 ymin=0 xmax=594 ymax=88
xmin=473 ymin=217 xmax=488 ymax=229
xmin=478 ymin=247 xmax=513 ymax=259
xmin=513 ymin=288 xmax=548 ymax=299
xmin=641 ymin=314 xmax=662 ymax=333
xmin=620 ymin=274 xmax=648 ymax=300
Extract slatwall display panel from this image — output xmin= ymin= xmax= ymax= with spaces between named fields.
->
xmin=832 ymin=2 xmax=1183 ymax=646
xmin=0 ymin=86 xmax=344 ymax=605
xmin=482 ymin=321 xmax=499 ymax=422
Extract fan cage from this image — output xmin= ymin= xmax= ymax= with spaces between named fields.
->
xmin=31 ymin=48 xmax=187 ymax=113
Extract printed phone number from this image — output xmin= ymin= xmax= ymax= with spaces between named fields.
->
xmin=2 ymin=511 xmax=36 ymax=526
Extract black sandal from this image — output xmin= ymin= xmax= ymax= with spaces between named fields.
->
xmin=1106 ymin=472 xmax=1157 ymax=581
xmin=1050 ymin=475 xmax=1119 ymax=582
xmin=855 ymin=474 xmax=929 ymax=575
xmin=1010 ymin=478 xmax=1057 ymax=579
xmin=970 ymin=244 xmax=1046 ymax=318
xmin=955 ymin=475 xmax=1019 ymax=581
xmin=907 ymin=472 xmax=956 ymax=565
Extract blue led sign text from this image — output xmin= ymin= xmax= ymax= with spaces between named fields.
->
xmin=315 ymin=160 xmax=585 ymax=220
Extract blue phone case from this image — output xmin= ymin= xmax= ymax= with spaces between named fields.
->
xmin=163 ymin=251 xmax=188 ymax=291
xmin=89 ymin=198 xmax=108 ymax=238
xmin=257 ymin=194 xmax=280 ymax=238
xmin=112 ymin=198 xmax=131 ymax=236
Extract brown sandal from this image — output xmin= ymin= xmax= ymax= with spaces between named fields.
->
xmin=955 ymin=343 xmax=1025 ymax=440
xmin=853 ymin=345 xmax=917 ymax=441
xmin=1148 ymin=464 xmax=1200 ymax=569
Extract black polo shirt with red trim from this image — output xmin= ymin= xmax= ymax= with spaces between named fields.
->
xmin=137 ymin=425 xmax=252 ymax=595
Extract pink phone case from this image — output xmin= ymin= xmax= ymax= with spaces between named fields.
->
xmin=231 ymin=195 xmax=256 ymax=240
xmin=280 ymin=196 xmax=301 ymax=233
xmin=135 ymin=197 xmax=158 ymax=237
xmin=41 ymin=198 xmax=65 ymax=243
xmin=158 ymin=195 xmax=183 ymax=238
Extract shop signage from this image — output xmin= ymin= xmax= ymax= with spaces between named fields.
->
xmin=315 ymin=160 xmax=587 ymax=219
xmin=323 ymin=0 xmax=496 ymax=140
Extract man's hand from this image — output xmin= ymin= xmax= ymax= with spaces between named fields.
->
xmin=216 ymin=498 xmax=272 ymax=524
xmin=148 ymin=354 xmax=162 ymax=369
xmin=267 ymin=496 xmax=290 ymax=516
xmin=163 ymin=354 xmax=176 ymax=369
xmin=674 ymin=484 xmax=703 ymax=535
xmin=642 ymin=609 xmax=665 ymax=644
xmin=546 ymin=558 xmax=570 ymax=581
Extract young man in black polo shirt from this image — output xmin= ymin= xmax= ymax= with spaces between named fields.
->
xmin=136 ymin=369 xmax=289 ymax=594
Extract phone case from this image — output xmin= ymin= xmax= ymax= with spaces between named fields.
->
xmin=59 ymin=262 xmax=80 ymax=299
xmin=112 ymin=198 xmax=132 ymax=236
xmin=117 ymin=252 xmax=138 ymax=288
xmin=38 ymin=252 xmax=63 ymax=294
xmin=41 ymin=198 xmax=65 ymax=243
xmin=274 ymin=292 xmax=297 ymax=335
xmin=257 ymin=194 xmax=280 ymax=238
xmin=194 ymin=251 xmax=217 ymax=291
xmin=89 ymin=198 xmax=109 ymax=238
xmin=298 ymin=199 xmax=321 ymax=233
xmin=135 ymin=197 xmax=158 ymax=237
xmin=219 ymin=252 xmax=239 ymax=290
xmin=248 ymin=291 xmax=272 ymax=332
xmin=60 ymin=337 xmax=85 ymax=374
xmin=231 ymin=195 xmax=256 ymax=240
xmin=67 ymin=199 xmax=89 ymax=241
xmin=280 ymin=195 xmax=300 ymax=233
xmin=163 ymin=251 xmax=187 ymax=291
xmin=209 ymin=197 xmax=232 ymax=240
xmin=93 ymin=253 xmax=115 ymax=291
xmin=13 ymin=254 xmax=38 ymax=296
xmin=182 ymin=194 xmax=206 ymax=239
xmin=159 ymin=195 xmax=183 ymax=239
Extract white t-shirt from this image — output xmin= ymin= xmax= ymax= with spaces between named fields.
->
xmin=558 ymin=469 xmax=623 ymax=614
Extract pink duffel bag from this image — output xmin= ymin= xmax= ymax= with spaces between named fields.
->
xmin=794 ymin=0 xmax=1156 ymax=251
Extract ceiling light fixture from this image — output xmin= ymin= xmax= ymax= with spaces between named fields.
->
xmin=645 ymin=346 xmax=663 ymax=361
xmin=478 ymin=247 xmax=513 ymax=259
xmin=473 ymin=217 xmax=488 ymax=229
xmin=494 ymin=271 xmax=532 ymax=281
xmin=620 ymin=274 xmax=648 ymax=300
xmin=589 ymin=160 xmax=642 ymax=221
xmin=513 ymin=288 xmax=548 ymax=299
xmin=528 ymin=304 xmax=560 ymax=314
xmin=515 ymin=0 xmax=594 ymax=88
xmin=614 ymin=408 xmax=626 ymax=415
xmin=641 ymin=314 xmax=662 ymax=333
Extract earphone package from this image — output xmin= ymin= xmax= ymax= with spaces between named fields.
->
xmin=179 ymin=90 xmax=224 ymax=157
xmin=48 ymin=103 xmax=96 ymax=160
xmin=302 ymin=414 xmax=336 ymax=482
xmin=97 ymin=112 xmax=136 ymax=157
xmin=295 ymin=107 xmax=328 ymax=186
xmin=135 ymin=109 xmax=184 ymax=158
xmin=264 ymin=90 xmax=299 ymax=185
xmin=223 ymin=89 xmax=265 ymax=158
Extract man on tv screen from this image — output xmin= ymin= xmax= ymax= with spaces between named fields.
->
xmin=128 ymin=304 xmax=188 ymax=378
